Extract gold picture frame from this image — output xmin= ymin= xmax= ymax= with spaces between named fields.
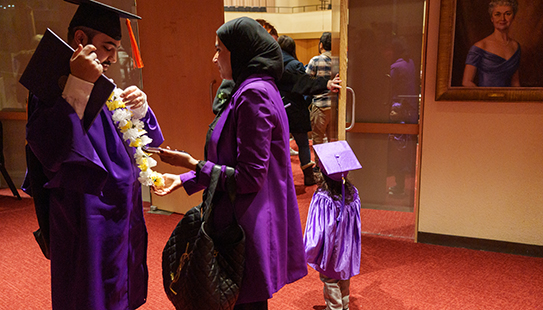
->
xmin=435 ymin=0 xmax=543 ymax=102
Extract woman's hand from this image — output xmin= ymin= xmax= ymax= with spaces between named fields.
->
xmin=152 ymin=173 xmax=183 ymax=196
xmin=158 ymin=147 xmax=199 ymax=170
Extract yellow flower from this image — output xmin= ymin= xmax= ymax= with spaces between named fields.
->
xmin=138 ymin=157 xmax=149 ymax=171
xmin=121 ymin=120 xmax=133 ymax=131
xmin=129 ymin=138 xmax=143 ymax=148
xmin=106 ymin=91 xmax=116 ymax=103
xmin=106 ymin=98 xmax=125 ymax=111
xmin=152 ymin=172 xmax=165 ymax=188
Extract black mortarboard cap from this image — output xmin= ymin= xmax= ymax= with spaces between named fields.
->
xmin=313 ymin=141 xmax=362 ymax=181
xmin=66 ymin=0 xmax=141 ymax=41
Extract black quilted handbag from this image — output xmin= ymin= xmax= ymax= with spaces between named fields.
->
xmin=162 ymin=164 xmax=245 ymax=310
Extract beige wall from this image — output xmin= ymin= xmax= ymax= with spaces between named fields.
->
xmin=225 ymin=11 xmax=331 ymax=38
xmin=224 ymin=11 xmax=329 ymax=65
xmin=419 ymin=0 xmax=543 ymax=246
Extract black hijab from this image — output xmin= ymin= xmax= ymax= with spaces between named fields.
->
xmin=216 ymin=17 xmax=283 ymax=85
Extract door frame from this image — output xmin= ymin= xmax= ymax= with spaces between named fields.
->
xmin=332 ymin=0 xmax=430 ymax=241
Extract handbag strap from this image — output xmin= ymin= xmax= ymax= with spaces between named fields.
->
xmin=202 ymin=164 xmax=237 ymax=224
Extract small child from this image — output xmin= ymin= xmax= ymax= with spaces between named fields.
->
xmin=304 ymin=141 xmax=362 ymax=310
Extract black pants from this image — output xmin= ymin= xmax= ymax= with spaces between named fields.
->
xmin=234 ymin=300 xmax=268 ymax=310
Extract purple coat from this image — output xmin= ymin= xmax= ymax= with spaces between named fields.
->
xmin=26 ymin=95 xmax=163 ymax=310
xmin=180 ymin=74 xmax=308 ymax=303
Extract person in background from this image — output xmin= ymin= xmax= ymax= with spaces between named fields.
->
xmin=255 ymin=19 xmax=299 ymax=157
xmin=277 ymin=35 xmax=317 ymax=186
xmin=256 ymin=18 xmax=278 ymax=40
xmin=306 ymin=32 xmax=333 ymax=162
xmin=23 ymin=1 xmax=163 ymax=309
xmin=462 ymin=0 xmax=520 ymax=87
xmin=384 ymin=37 xmax=418 ymax=197
xmin=153 ymin=17 xmax=307 ymax=310
xmin=304 ymin=141 xmax=362 ymax=310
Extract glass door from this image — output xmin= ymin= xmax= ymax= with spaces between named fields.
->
xmin=333 ymin=0 xmax=427 ymax=239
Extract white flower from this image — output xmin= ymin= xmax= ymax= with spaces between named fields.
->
xmin=140 ymin=135 xmax=153 ymax=146
xmin=132 ymin=119 xmax=145 ymax=130
xmin=138 ymin=169 xmax=154 ymax=186
xmin=123 ymin=128 xmax=140 ymax=142
xmin=112 ymin=109 xmax=132 ymax=123
xmin=147 ymin=156 xmax=158 ymax=168
xmin=107 ymin=87 xmax=163 ymax=186
xmin=135 ymin=147 xmax=145 ymax=158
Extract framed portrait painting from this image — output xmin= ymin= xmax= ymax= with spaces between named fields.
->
xmin=435 ymin=0 xmax=543 ymax=101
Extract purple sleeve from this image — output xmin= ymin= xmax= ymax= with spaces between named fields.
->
xmin=179 ymin=170 xmax=206 ymax=195
xmin=232 ymin=87 xmax=275 ymax=194
xmin=141 ymin=106 xmax=164 ymax=147
xmin=187 ymin=160 xmax=233 ymax=194
xmin=465 ymin=45 xmax=481 ymax=67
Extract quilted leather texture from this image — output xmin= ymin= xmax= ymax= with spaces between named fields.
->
xmin=162 ymin=204 xmax=203 ymax=297
xmin=162 ymin=165 xmax=245 ymax=310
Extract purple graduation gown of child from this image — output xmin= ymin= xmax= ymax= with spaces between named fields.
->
xmin=25 ymin=92 xmax=163 ymax=309
xmin=304 ymin=188 xmax=361 ymax=280
xmin=180 ymin=73 xmax=308 ymax=304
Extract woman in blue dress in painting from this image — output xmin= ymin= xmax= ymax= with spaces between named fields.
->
xmin=462 ymin=0 xmax=520 ymax=87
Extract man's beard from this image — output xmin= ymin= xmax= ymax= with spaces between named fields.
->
xmin=101 ymin=60 xmax=111 ymax=72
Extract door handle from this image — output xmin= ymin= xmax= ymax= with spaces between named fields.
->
xmin=346 ymin=86 xmax=356 ymax=131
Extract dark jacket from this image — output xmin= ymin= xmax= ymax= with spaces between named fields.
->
xmin=279 ymin=51 xmax=312 ymax=133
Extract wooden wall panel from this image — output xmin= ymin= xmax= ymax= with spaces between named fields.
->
xmin=138 ymin=0 xmax=224 ymax=213
xmin=294 ymin=38 xmax=320 ymax=66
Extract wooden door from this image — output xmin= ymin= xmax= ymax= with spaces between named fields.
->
xmin=138 ymin=0 xmax=224 ymax=213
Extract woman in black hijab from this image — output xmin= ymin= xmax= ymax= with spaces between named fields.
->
xmin=156 ymin=17 xmax=308 ymax=310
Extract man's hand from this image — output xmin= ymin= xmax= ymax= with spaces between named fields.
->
xmin=121 ymin=86 xmax=147 ymax=110
xmin=327 ymin=73 xmax=342 ymax=93
xmin=70 ymin=44 xmax=102 ymax=83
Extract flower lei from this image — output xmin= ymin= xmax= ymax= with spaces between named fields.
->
xmin=106 ymin=88 xmax=164 ymax=188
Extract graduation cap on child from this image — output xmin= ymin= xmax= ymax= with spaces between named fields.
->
xmin=313 ymin=140 xmax=362 ymax=182
xmin=65 ymin=0 xmax=144 ymax=68
xmin=314 ymin=141 xmax=362 ymax=222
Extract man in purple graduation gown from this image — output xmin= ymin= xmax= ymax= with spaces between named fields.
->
xmin=23 ymin=1 xmax=163 ymax=309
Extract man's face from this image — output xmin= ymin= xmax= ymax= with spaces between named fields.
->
xmin=213 ymin=35 xmax=232 ymax=80
xmin=90 ymin=32 xmax=121 ymax=72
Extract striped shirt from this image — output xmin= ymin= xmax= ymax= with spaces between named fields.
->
xmin=306 ymin=51 xmax=332 ymax=108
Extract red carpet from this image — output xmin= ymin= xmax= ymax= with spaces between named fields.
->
xmin=1 ymin=155 xmax=543 ymax=309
